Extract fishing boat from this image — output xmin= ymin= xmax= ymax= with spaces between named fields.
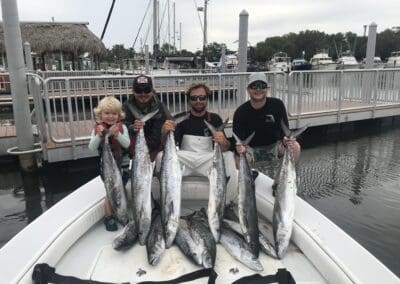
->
xmin=310 ymin=52 xmax=337 ymax=71
xmin=336 ymin=51 xmax=360 ymax=70
xmin=0 ymin=154 xmax=398 ymax=284
xmin=291 ymin=58 xmax=312 ymax=71
xmin=267 ymin=52 xmax=291 ymax=73
xmin=385 ymin=51 xmax=400 ymax=68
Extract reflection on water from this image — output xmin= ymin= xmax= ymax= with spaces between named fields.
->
xmin=257 ymin=123 xmax=400 ymax=277
xmin=0 ymin=158 xmax=99 ymax=247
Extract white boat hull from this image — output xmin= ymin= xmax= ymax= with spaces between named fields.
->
xmin=0 ymin=167 xmax=398 ymax=283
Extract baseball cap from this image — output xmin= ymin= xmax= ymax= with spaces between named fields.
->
xmin=247 ymin=72 xmax=268 ymax=87
xmin=133 ymin=75 xmax=153 ymax=93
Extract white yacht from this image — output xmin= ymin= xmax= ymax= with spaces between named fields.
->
xmin=385 ymin=51 xmax=400 ymax=68
xmin=336 ymin=51 xmax=360 ymax=70
xmin=267 ymin=52 xmax=291 ymax=72
xmin=361 ymin=57 xmax=385 ymax=69
xmin=310 ymin=52 xmax=337 ymax=70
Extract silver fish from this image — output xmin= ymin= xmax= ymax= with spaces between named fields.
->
xmin=204 ymin=119 xmax=229 ymax=242
xmin=220 ymin=225 xmax=263 ymax=272
xmin=160 ymin=131 xmax=182 ymax=248
xmin=186 ymin=210 xmax=217 ymax=269
xmin=223 ymin=218 xmax=277 ymax=259
xmin=131 ymin=109 xmax=159 ymax=245
xmin=233 ymin=132 xmax=260 ymax=257
xmin=273 ymin=122 xmax=307 ymax=259
xmin=174 ymin=218 xmax=203 ymax=266
xmin=102 ymin=133 xmax=129 ymax=225
xmin=112 ymin=220 xmax=138 ymax=250
xmin=146 ymin=213 xmax=165 ymax=266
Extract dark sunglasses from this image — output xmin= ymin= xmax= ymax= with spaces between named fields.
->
xmin=249 ymin=81 xmax=268 ymax=90
xmin=189 ymin=94 xmax=208 ymax=102
xmin=134 ymin=87 xmax=152 ymax=94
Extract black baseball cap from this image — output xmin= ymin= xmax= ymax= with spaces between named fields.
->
xmin=133 ymin=75 xmax=153 ymax=93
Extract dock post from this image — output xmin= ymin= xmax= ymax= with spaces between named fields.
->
xmin=1 ymin=0 xmax=38 ymax=175
xmin=237 ymin=9 xmax=248 ymax=105
xmin=365 ymin=22 xmax=377 ymax=69
xmin=23 ymin=42 xmax=33 ymax=71
xmin=221 ymin=44 xmax=226 ymax=73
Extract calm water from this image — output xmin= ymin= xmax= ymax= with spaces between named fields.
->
xmin=0 ymin=119 xmax=399 ymax=277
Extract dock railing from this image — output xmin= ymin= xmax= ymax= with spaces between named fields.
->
xmin=17 ymin=69 xmax=400 ymax=159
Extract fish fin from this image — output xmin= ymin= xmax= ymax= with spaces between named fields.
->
xmin=233 ymin=131 xmax=255 ymax=145
xmin=291 ymin=124 xmax=308 ymax=139
xmin=203 ymin=120 xmax=216 ymax=134
xmin=226 ymin=176 xmax=231 ymax=184
xmin=280 ymin=120 xmax=291 ymax=137
xmin=141 ymin=109 xmax=159 ymax=122
xmin=174 ymin=112 xmax=190 ymax=124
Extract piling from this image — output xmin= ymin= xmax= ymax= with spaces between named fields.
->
xmin=237 ymin=9 xmax=249 ymax=105
xmin=1 ymin=0 xmax=38 ymax=178
xmin=365 ymin=22 xmax=377 ymax=69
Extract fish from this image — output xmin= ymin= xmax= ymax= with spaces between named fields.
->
xmin=159 ymin=114 xmax=187 ymax=248
xmin=272 ymin=122 xmax=307 ymax=259
xmin=174 ymin=218 xmax=203 ymax=266
xmin=219 ymin=225 xmax=264 ymax=272
xmin=102 ymin=132 xmax=129 ymax=225
xmin=112 ymin=220 xmax=138 ymax=250
xmin=131 ymin=109 xmax=159 ymax=245
xmin=232 ymin=132 xmax=260 ymax=257
xmin=146 ymin=213 xmax=165 ymax=266
xmin=223 ymin=218 xmax=277 ymax=259
xmin=186 ymin=210 xmax=217 ymax=268
xmin=204 ymin=119 xmax=229 ymax=242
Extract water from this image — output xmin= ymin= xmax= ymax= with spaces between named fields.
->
xmin=0 ymin=119 xmax=399 ymax=277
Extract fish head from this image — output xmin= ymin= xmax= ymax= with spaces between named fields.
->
xmin=202 ymin=251 xmax=214 ymax=268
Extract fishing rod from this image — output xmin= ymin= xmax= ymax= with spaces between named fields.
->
xmin=101 ymin=0 xmax=116 ymax=41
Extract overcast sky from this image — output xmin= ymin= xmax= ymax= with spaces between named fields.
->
xmin=1 ymin=0 xmax=400 ymax=53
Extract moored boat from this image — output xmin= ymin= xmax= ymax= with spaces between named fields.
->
xmin=336 ymin=51 xmax=360 ymax=70
xmin=310 ymin=52 xmax=337 ymax=70
xmin=385 ymin=51 xmax=400 ymax=68
xmin=291 ymin=58 xmax=312 ymax=71
xmin=267 ymin=52 xmax=291 ymax=73
xmin=0 ymin=154 xmax=398 ymax=283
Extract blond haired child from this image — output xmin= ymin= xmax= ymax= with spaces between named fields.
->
xmin=89 ymin=96 xmax=130 ymax=231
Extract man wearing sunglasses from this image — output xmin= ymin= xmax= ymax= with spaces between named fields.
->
xmin=233 ymin=72 xmax=301 ymax=177
xmin=160 ymin=82 xmax=232 ymax=178
xmin=123 ymin=74 xmax=168 ymax=161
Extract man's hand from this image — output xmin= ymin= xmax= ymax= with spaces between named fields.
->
xmin=213 ymin=131 xmax=230 ymax=150
xmin=109 ymin=125 xmax=120 ymax=137
xmin=132 ymin=120 xmax=145 ymax=133
xmin=95 ymin=124 xmax=105 ymax=137
xmin=161 ymin=120 xmax=176 ymax=135
xmin=283 ymin=136 xmax=297 ymax=152
xmin=236 ymin=143 xmax=247 ymax=154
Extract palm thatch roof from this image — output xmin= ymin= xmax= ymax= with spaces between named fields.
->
xmin=0 ymin=22 xmax=106 ymax=56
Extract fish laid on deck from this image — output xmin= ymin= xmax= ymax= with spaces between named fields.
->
xmin=146 ymin=213 xmax=165 ymax=266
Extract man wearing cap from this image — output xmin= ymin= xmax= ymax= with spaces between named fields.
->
xmin=233 ymin=72 xmax=301 ymax=175
xmin=123 ymin=74 xmax=167 ymax=161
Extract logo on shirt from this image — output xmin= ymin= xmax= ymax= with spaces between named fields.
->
xmin=265 ymin=114 xmax=275 ymax=124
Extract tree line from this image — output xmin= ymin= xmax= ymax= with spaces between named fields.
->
xmin=102 ymin=29 xmax=400 ymax=67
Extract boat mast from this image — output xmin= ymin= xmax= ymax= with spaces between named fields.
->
xmin=153 ymin=0 xmax=158 ymax=66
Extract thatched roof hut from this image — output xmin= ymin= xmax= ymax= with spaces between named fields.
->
xmin=0 ymin=21 xmax=106 ymax=56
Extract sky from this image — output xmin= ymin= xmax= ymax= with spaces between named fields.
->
xmin=1 ymin=0 xmax=400 ymax=53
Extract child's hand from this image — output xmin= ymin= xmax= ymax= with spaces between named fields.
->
xmin=132 ymin=120 xmax=144 ymax=133
xmin=95 ymin=124 xmax=105 ymax=136
xmin=109 ymin=125 xmax=120 ymax=137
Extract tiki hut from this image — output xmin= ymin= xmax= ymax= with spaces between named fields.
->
xmin=0 ymin=21 xmax=107 ymax=70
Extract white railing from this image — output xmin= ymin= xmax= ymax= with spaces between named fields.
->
xmin=28 ymin=69 xmax=400 ymax=147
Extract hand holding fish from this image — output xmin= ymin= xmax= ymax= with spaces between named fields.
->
xmin=283 ymin=137 xmax=298 ymax=152
xmin=213 ymin=131 xmax=230 ymax=150
xmin=161 ymin=120 xmax=176 ymax=135
xmin=132 ymin=119 xmax=145 ymax=133
xmin=109 ymin=125 xmax=120 ymax=137
xmin=95 ymin=124 xmax=105 ymax=137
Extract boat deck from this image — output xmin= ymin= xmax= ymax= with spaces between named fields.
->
xmin=57 ymin=203 xmax=326 ymax=284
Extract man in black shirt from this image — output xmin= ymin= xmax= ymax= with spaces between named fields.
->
xmin=123 ymin=74 xmax=167 ymax=161
xmin=160 ymin=82 xmax=231 ymax=176
xmin=233 ymin=72 xmax=300 ymax=167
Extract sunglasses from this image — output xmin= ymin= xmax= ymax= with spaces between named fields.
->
xmin=134 ymin=87 xmax=152 ymax=94
xmin=249 ymin=81 xmax=268 ymax=90
xmin=189 ymin=94 xmax=208 ymax=101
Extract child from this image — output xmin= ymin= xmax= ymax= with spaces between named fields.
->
xmin=89 ymin=96 xmax=130 ymax=231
